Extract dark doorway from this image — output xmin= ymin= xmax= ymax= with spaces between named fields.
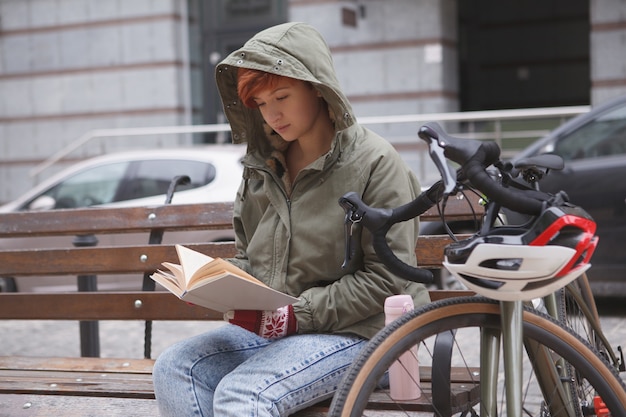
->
xmin=189 ymin=0 xmax=287 ymax=143
xmin=458 ymin=0 xmax=590 ymax=111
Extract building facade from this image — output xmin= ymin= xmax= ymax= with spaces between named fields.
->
xmin=0 ymin=0 xmax=625 ymax=203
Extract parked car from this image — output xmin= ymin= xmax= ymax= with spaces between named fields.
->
xmin=0 ymin=144 xmax=246 ymax=292
xmin=422 ymin=95 xmax=626 ymax=297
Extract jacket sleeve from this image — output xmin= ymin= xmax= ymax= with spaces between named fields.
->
xmin=225 ymin=180 xmax=254 ymax=275
xmin=293 ymin=142 xmax=430 ymax=338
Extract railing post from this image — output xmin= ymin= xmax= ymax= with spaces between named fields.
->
xmin=73 ymin=234 xmax=100 ymax=357
xmin=494 ymin=119 xmax=502 ymax=149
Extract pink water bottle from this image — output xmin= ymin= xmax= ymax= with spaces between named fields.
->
xmin=384 ymin=294 xmax=421 ymax=400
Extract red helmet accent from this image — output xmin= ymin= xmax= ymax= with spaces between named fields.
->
xmin=529 ymin=214 xmax=598 ymax=277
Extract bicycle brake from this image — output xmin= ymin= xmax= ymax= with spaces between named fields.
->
xmin=339 ymin=195 xmax=364 ymax=269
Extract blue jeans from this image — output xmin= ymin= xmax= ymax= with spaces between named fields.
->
xmin=152 ymin=324 xmax=367 ymax=417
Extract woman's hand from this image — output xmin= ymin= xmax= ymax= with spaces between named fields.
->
xmin=224 ymin=305 xmax=297 ymax=339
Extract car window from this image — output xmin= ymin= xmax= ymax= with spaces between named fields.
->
xmin=113 ymin=159 xmax=216 ymax=202
xmin=553 ymin=104 xmax=626 ymax=161
xmin=32 ymin=162 xmax=130 ymax=209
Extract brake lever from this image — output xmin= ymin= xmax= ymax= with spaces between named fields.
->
xmin=418 ymin=126 xmax=457 ymax=195
xmin=339 ymin=193 xmax=364 ymax=269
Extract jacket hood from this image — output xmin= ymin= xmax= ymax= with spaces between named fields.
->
xmin=215 ymin=22 xmax=355 ymax=153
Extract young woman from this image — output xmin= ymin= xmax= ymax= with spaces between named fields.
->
xmin=153 ymin=22 xmax=430 ymax=416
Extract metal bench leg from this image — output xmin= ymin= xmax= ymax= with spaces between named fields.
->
xmin=74 ymin=234 xmax=100 ymax=358
xmin=141 ymin=175 xmax=190 ymax=359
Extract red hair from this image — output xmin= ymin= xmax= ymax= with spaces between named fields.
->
xmin=237 ymin=68 xmax=295 ymax=108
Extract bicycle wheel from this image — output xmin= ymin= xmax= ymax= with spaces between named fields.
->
xmin=558 ymin=275 xmax=620 ymax=368
xmin=549 ymin=275 xmax=624 ymax=417
xmin=328 ymin=296 xmax=626 ymax=417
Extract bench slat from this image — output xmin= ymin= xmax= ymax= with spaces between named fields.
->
xmin=0 ymin=195 xmax=482 ymax=238
xmin=0 ymin=242 xmax=236 ymax=276
xmin=0 ymin=234 xmax=471 ymax=276
xmin=0 ymin=357 xmax=154 ymax=373
xmin=0 ymin=394 xmax=160 ymax=417
xmin=0 ymin=291 xmax=474 ymax=320
xmin=414 ymin=233 xmax=471 ymax=267
xmin=0 ymin=291 xmax=474 ymax=321
xmin=0 ymin=356 xmax=474 ymax=384
xmin=0 ymin=203 xmax=235 ymax=237
xmin=0 ymin=356 xmax=478 ymax=413
xmin=0 ymin=370 xmax=154 ymax=398
xmin=0 ymin=292 xmax=223 ymax=320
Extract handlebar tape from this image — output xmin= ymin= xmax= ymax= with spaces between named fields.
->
xmin=421 ymin=123 xmax=545 ymax=215
xmin=462 ymin=142 xmax=543 ymax=215
xmin=374 ymin=186 xmax=444 ymax=284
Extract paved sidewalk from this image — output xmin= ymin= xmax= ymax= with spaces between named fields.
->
xmin=1 ymin=319 xmax=224 ymax=359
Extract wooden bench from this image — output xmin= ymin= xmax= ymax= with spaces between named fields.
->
xmin=0 ymin=195 xmax=482 ymax=416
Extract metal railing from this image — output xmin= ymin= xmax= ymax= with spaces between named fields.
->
xmin=30 ymin=105 xmax=590 ymax=182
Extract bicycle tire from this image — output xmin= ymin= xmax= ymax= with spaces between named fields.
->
xmin=328 ymin=296 xmax=626 ymax=417
xmin=560 ymin=275 xmax=619 ymax=367
xmin=550 ymin=275 xmax=623 ymax=417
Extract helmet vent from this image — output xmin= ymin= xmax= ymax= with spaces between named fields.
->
xmin=479 ymin=258 xmax=522 ymax=271
xmin=523 ymin=276 xmax=561 ymax=292
xmin=461 ymin=274 xmax=504 ymax=290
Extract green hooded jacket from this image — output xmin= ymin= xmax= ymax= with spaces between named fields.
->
xmin=215 ymin=22 xmax=429 ymax=339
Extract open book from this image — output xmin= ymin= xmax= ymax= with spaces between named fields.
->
xmin=151 ymin=244 xmax=298 ymax=312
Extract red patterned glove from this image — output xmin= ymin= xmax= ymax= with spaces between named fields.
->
xmin=224 ymin=305 xmax=298 ymax=340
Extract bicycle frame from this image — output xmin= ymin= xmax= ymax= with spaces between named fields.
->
xmin=479 ymin=299 xmax=575 ymax=417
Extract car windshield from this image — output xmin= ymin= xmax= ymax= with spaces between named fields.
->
xmin=551 ymin=104 xmax=626 ymax=161
xmin=34 ymin=162 xmax=130 ymax=209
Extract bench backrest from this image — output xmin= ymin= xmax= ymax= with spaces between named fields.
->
xmin=0 ymin=196 xmax=482 ymax=322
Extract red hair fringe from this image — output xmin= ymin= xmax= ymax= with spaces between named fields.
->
xmin=237 ymin=68 xmax=285 ymax=108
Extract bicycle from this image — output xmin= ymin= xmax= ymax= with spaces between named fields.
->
xmin=329 ymin=122 xmax=626 ymax=417
xmin=415 ymin=130 xmax=621 ymax=372
xmin=498 ymin=148 xmax=623 ymax=373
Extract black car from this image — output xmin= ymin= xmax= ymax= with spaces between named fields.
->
xmin=423 ymin=95 xmax=626 ymax=297
xmin=510 ymin=95 xmax=626 ymax=297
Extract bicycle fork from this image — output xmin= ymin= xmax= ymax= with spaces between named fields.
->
xmin=501 ymin=301 xmax=524 ymax=417
xmin=480 ymin=300 xmax=576 ymax=417
xmin=479 ymin=300 xmax=523 ymax=417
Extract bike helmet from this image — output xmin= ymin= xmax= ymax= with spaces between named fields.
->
xmin=443 ymin=204 xmax=598 ymax=301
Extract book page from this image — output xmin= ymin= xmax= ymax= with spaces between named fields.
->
xmin=150 ymin=270 xmax=185 ymax=297
xmin=174 ymin=244 xmax=215 ymax=287
xmin=161 ymin=262 xmax=185 ymax=288
xmin=175 ymin=244 xmax=263 ymax=288
xmin=187 ymin=268 xmax=267 ymax=292
xmin=194 ymin=258 xmax=261 ymax=284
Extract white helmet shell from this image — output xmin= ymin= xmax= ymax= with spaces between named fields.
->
xmin=443 ymin=243 xmax=590 ymax=301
